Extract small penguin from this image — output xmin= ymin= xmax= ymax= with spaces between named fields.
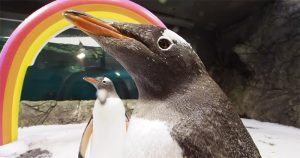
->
xmin=79 ymin=76 xmax=127 ymax=158
xmin=65 ymin=11 xmax=261 ymax=158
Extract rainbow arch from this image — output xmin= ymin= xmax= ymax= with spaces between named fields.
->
xmin=0 ymin=0 xmax=165 ymax=145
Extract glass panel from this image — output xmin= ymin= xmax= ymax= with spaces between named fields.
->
xmin=20 ymin=29 xmax=138 ymax=101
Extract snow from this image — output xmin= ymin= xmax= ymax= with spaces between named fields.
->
xmin=243 ymin=119 xmax=300 ymax=158
xmin=0 ymin=119 xmax=299 ymax=158
xmin=0 ymin=124 xmax=85 ymax=158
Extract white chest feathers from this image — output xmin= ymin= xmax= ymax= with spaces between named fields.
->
xmin=124 ymin=117 xmax=183 ymax=158
xmin=90 ymin=98 xmax=126 ymax=158
xmin=87 ymin=99 xmax=183 ymax=158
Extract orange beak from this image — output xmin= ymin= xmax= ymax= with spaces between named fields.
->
xmin=83 ymin=76 xmax=98 ymax=85
xmin=63 ymin=10 xmax=129 ymax=39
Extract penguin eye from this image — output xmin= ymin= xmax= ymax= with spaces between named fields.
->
xmin=157 ymin=37 xmax=173 ymax=50
xmin=102 ymin=80 xmax=106 ymax=84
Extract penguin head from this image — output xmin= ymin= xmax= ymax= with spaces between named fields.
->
xmin=83 ymin=76 xmax=117 ymax=104
xmin=65 ymin=11 xmax=207 ymax=99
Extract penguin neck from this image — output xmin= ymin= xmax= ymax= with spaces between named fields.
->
xmin=92 ymin=98 xmax=126 ymax=134
xmin=134 ymin=71 xmax=204 ymax=100
xmin=133 ymin=74 xmax=219 ymax=121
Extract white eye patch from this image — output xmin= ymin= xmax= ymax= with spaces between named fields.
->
xmin=103 ymin=77 xmax=110 ymax=83
xmin=162 ymin=29 xmax=190 ymax=48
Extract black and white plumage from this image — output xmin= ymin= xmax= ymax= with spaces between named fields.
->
xmin=64 ymin=10 xmax=261 ymax=158
xmin=80 ymin=77 xmax=126 ymax=158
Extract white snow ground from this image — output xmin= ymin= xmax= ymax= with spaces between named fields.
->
xmin=0 ymin=119 xmax=299 ymax=158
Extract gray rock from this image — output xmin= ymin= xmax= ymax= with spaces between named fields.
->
xmin=78 ymin=100 xmax=94 ymax=122
xmin=19 ymin=101 xmax=56 ymax=127
xmin=43 ymin=100 xmax=80 ymax=125
xmin=214 ymin=0 xmax=300 ymax=127
xmin=19 ymin=100 xmax=137 ymax=126
xmin=17 ymin=148 xmax=52 ymax=158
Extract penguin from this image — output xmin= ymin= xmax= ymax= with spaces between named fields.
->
xmin=80 ymin=76 xmax=127 ymax=158
xmin=64 ymin=11 xmax=261 ymax=158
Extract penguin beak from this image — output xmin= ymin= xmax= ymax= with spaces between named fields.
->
xmin=63 ymin=10 xmax=129 ymax=39
xmin=83 ymin=76 xmax=98 ymax=87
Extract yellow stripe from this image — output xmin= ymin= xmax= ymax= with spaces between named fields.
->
xmin=3 ymin=4 xmax=152 ymax=143
xmin=3 ymin=8 xmax=63 ymax=144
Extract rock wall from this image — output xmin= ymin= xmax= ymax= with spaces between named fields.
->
xmin=19 ymin=100 xmax=137 ymax=127
xmin=213 ymin=0 xmax=300 ymax=127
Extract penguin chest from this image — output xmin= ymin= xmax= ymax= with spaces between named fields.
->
xmin=125 ymin=117 xmax=183 ymax=158
xmin=89 ymin=99 xmax=126 ymax=158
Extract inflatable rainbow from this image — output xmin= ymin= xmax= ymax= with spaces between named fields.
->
xmin=0 ymin=0 xmax=165 ymax=145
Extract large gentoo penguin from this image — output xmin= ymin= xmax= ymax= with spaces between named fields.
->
xmin=64 ymin=11 xmax=261 ymax=158
xmin=80 ymin=76 xmax=126 ymax=158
